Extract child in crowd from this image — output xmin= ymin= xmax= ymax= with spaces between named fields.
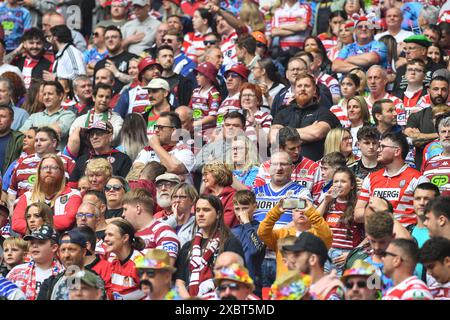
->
xmin=314 ymin=152 xmax=347 ymax=205
xmin=1 ymin=237 xmax=28 ymax=277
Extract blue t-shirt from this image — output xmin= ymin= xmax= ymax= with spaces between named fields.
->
xmin=0 ymin=133 xmax=11 ymax=173
xmin=83 ymin=48 xmax=109 ymax=65
xmin=0 ymin=5 xmax=32 ymax=52
xmin=337 ymin=40 xmax=388 ymax=70
xmin=233 ymin=166 xmax=259 ymax=188
xmin=412 ymin=226 xmax=430 ymax=280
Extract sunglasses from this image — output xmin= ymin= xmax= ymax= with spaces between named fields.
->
xmin=163 ymin=38 xmax=174 ymax=44
xmin=225 ymin=72 xmax=241 ymax=79
xmin=93 ymin=32 xmax=101 ymax=37
xmin=381 ymin=251 xmax=398 ymax=258
xmin=138 ymin=269 xmax=156 ymax=278
xmin=256 ymin=42 xmax=266 ymax=48
xmin=154 ymin=124 xmax=175 ymax=131
xmin=204 ymin=40 xmax=217 ymax=46
xmin=344 ymin=280 xmax=367 ymax=289
xmin=217 ymin=283 xmax=241 ymax=292
xmin=105 ymin=184 xmax=123 ymax=192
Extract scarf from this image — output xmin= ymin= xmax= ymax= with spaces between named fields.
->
xmin=84 ymin=109 xmax=111 ymax=128
xmin=188 ymin=230 xmax=220 ymax=297
xmin=23 ymin=259 xmax=63 ymax=300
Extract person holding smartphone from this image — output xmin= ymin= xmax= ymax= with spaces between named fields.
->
xmin=257 ymin=194 xmax=332 ymax=281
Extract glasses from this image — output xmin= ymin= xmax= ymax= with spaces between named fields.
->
xmin=137 ymin=269 xmax=156 ymax=278
xmin=163 ymin=38 xmax=174 ymax=44
xmin=356 ymin=24 xmax=372 ymax=30
xmin=204 ymin=40 xmax=217 ymax=46
xmin=156 ymin=181 xmax=176 ymax=189
xmin=154 ymin=124 xmax=175 ymax=131
xmin=76 ymin=213 xmax=96 ymax=219
xmin=41 ymin=165 xmax=61 ymax=172
xmin=342 ymin=136 xmax=353 ymax=141
xmin=406 ymin=67 xmax=424 ymax=73
xmin=344 ymin=280 xmax=367 ymax=289
xmin=93 ymin=32 xmax=101 ymax=37
xmin=172 ymin=195 xmax=189 ymax=200
xmin=382 ymin=251 xmax=398 ymax=258
xmin=216 ymin=283 xmax=241 ymax=292
xmin=379 ymin=144 xmax=399 ymax=150
xmin=405 ymin=46 xmax=421 ymax=52
xmin=105 ymin=184 xmax=123 ymax=192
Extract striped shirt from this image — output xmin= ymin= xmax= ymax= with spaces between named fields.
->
xmin=8 ymin=153 xmax=75 ymax=199
xmin=109 ymin=250 xmax=146 ymax=300
xmin=365 ymin=93 xmax=405 ymax=125
xmin=0 ymin=275 xmax=26 ymax=300
xmin=324 ymin=200 xmax=364 ymax=250
xmin=317 ymin=73 xmax=340 ymax=97
xmin=271 ymin=2 xmax=312 ymax=50
xmin=216 ymin=93 xmax=241 ymax=127
xmin=422 ymin=154 xmax=450 ymax=197
xmin=52 ymin=43 xmax=86 ymax=80
xmin=359 ymin=164 xmax=429 ymax=227
xmin=253 ymin=181 xmax=312 ymax=227
xmin=245 ymin=110 xmax=273 ymax=142
xmin=221 ymin=32 xmax=239 ymax=71
xmin=383 ymin=276 xmax=433 ymax=300
xmin=183 ymin=28 xmax=211 ymax=63
xmin=135 ymin=220 xmax=180 ymax=259
xmin=318 ymin=33 xmax=337 ymax=53
xmin=190 ymin=86 xmax=221 ymax=131
xmin=330 ymin=102 xmax=350 ymax=127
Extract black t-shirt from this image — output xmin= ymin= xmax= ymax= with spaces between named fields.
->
xmin=0 ymin=133 xmax=11 ymax=173
xmin=163 ymin=73 xmax=193 ymax=107
xmin=348 ymin=159 xmax=384 ymax=180
xmin=94 ymin=51 xmax=138 ymax=93
xmin=406 ymin=107 xmax=436 ymax=168
xmin=69 ymin=150 xmax=132 ymax=182
xmin=175 ymin=235 xmax=244 ymax=285
xmin=105 ymin=208 xmax=123 ymax=220
xmin=273 ymin=102 xmax=341 ymax=161
xmin=393 ymin=58 xmax=446 ymax=93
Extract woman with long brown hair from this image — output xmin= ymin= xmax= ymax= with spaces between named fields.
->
xmin=25 ymin=202 xmax=54 ymax=234
xmin=175 ymin=194 xmax=244 ymax=298
xmin=12 ymin=154 xmax=82 ymax=235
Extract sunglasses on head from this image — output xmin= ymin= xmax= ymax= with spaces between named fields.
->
xmin=204 ymin=40 xmax=217 ymax=46
xmin=344 ymin=280 xmax=367 ymax=289
xmin=256 ymin=42 xmax=266 ymax=48
xmin=216 ymin=282 xmax=241 ymax=292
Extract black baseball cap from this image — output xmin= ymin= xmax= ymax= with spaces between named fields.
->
xmin=282 ymin=232 xmax=330 ymax=262
xmin=60 ymin=228 xmax=91 ymax=255
xmin=24 ymin=224 xmax=59 ymax=243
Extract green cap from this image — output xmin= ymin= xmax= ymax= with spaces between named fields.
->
xmin=404 ymin=35 xmax=432 ymax=48
xmin=71 ymin=270 xmax=105 ymax=289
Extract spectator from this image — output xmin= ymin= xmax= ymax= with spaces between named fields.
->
xmin=371 ymin=99 xmax=401 ymax=135
xmin=105 ymin=176 xmax=128 ymax=219
xmin=1 ymin=237 xmax=28 ymax=277
xmin=68 ymin=270 xmax=105 ymax=301
xmin=375 ymin=7 xmax=414 ymax=43
xmin=419 ymin=237 xmax=450 ymax=300
xmin=268 ymin=271 xmax=311 ymax=300
xmin=330 ymin=74 xmax=362 ymax=127
xmin=423 ymin=196 xmax=450 ymax=239
xmin=12 ymin=154 xmax=82 ymax=235
xmin=0 ymin=104 xmax=24 ymax=175
xmin=314 ymin=152 xmax=347 ymax=206
xmin=162 ymin=29 xmax=196 ymax=79
xmin=85 ymin=158 xmax=112 ymax=192
xmin=382 ymin=238 xmax=433 ymax=300
xmin=7 ymin=225 xmax=63 ymax=300
xmin=84 ymin=26 xmax=109 ymax=78
xmin=174 ymin=194 xmax=244 ymax=298
xmin=235 ymin=34 xmax=260 ymax=84
xmin=154 ymin=173 xmax=181 ymax=220
xmin=251 ymin=57 xmax=286 ymax=109
xmin=341 ymin=259 xmax=380 ymax=300
xmin=117 ymin=113 xmax=148 ymax=162
xmin=0 ymin=0 xmax=31 ymax=52
xmin=229 ymin=135 xmax=259 ymax=189
xmin=323 ymin=128 xmax=357 ymax=165
xmin=68 ymin=75 xmax=94 ymax=116
xmin=214 ymin=263 xmax=257 ymax=300
xmin=121 ymin=0 xmax=161 ymax=56
xmin=0 ymin=77 xmax=29 ymax=131
xmin=162 ymin=182 xmax=197 ymax=247
xmin=82 ymin=190 xmax=108 ymax=242
xmin=183 ymin=8 xmax=214 ymax=63
xmin=104 ymin=218 xmax=146 ymax=300
xmin=24 ymin=202 xmax=54 ymax=235
xmin=96 ymin=0 xmax=129 ymax=29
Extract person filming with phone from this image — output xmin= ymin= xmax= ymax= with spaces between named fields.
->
xmin=258 ymin=192 xmax=332 ymax=281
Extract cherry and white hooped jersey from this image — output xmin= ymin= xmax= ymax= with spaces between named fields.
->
xmin=127 ymin=85 xmax=151 ymax=115
xmin=422 ymin=154 xmax=450 ymax=197
xmin=8 ymin=153 xmax=75 ymax=199
xmin=190 ymin=86 xmax=221 ymax=130
xmin=427 ymin=274 xmax=450 ymax=300
xmin=135 ymin=220 xmax=180 ymax=259
xmin=383 ymin=276 xmax=433 ymax=300
xmin=271 ymin=2 xmax=312 ymax=49
xmin=330 ymin=101 xmax=350 ymax=127
xmin=402 ymin=88 xmax=427 ymax=118
xmin=359 ymin=165 xmax=429 ymax=227
xmin=245 ymin=110 xmax=273 ymax=142
xmin=317 ymin=73 xmax=340 ymax=97
xmin=183 ymin=29 xmax=210 ymax=63
xmin=365 ymin=94 xmax=405 ymax=125
xmin=220 ymin=32 xmax=239 ymax=71
xmin=318 ymin=34 xmax=337 ymax=53
xmin=324 ymin=200 xmax=364 ymax=250
xmin=254 ymin=156 xmax=320 ymax=193
xmin=216 ymin=93 xmax=241 ymax=127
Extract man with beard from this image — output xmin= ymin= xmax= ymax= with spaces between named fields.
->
xmin=153 ymin=173 xmax=180 ymax=220
xmin=355 ymin=132 xmax=429 ymax=228
xmin=157 ymin=45 xmax=193 ymax=108
xmin=122 ymin=188 xmax=180 ymax=264
xmin=10 ymin=28 xmax=51 ymax=89
xmin=272 ymin=73 xmax=340 ymax=161
xmin=214 ymin=263 xmax=258 ymax=300
xmin=423 ymin=116 xmax=450 ymax=196
xmin=114 ymin=57 xmax=163 ymax=118
xmin=405 ymin=76 xmax=450 ymax=168
xmin=341 ymin=260 xmax=380 ymax=300
xmin=69 ymin=121 xmax=132 ymax=185
xmin=372 ymin=99 xmax=402 ymax=135
xmin=7 ymin=126 xmax=75 ymax=204
xmin=69 ymin=84 xmax=123 ymax=156
xmin=94 ymin=25 xmax=138 ymax=94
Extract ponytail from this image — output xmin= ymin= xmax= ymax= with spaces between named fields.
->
xmin=131 ymin=236 xmax=146 ymax=251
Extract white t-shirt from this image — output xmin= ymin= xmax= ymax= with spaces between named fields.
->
xmin=35 ymin=266 xmax=52 ymax=294
xmin=374 ymin=29 xmax=414 ymax=43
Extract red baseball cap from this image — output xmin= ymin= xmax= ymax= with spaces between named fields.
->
xmin=225 ymin=63 xmax=250 ymax=81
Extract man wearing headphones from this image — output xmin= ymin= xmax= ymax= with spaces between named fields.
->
xmin=272 ymin=73 xmax=341 ymax=161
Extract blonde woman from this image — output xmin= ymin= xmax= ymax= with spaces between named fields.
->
xmin=229 ymin=135 xmax=260 ymax=189
xmin=240 ymin=0 xmax=265 ymax=32
xmin=324 ymin=128 xmax=357 ymax=165
xmin=202 ymin=161 xmax=238 ymax=228
xmin=12 ymin=154 xmax=82 ymax=235
xmin=85 ymin=158 xmax=113 ymax=192
xmin=346 ymin=95 xmax=371 ymax=155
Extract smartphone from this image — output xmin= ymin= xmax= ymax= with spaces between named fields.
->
xmin=282 ymin=198 xmax=306 ymax=210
